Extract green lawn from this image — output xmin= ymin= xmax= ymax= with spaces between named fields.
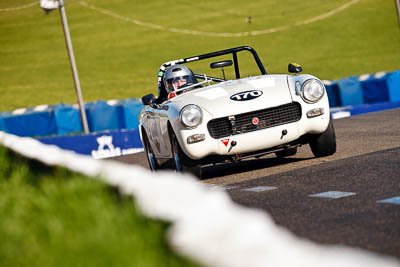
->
xmin=0 ymin=145 xmax=201 ymax=267
xmin=0 ymin=0 xmax=399 ymax=111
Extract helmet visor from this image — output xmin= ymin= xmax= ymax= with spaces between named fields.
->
xmin=166 ymin=75 xmax=196 ymax=92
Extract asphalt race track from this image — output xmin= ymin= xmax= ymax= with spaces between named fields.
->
xmin=111 ymin=108 xmax=400 ymax=259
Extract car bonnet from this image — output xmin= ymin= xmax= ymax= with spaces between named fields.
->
xmin=173 ymin=75 xmax=294 ymax=117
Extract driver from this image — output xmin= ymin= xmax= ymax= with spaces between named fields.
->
xmin=163 ymin=64 xmax=198 ymax=93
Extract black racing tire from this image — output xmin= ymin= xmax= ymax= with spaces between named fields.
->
xmin=142 ymin=130 xmax=159 ymax=171
xmin=169 ymin=127 xmax=202 ymax=178
xmin=275 ymin=147 xmax=298 ymax=158
xmin=309 ymin=119 xmax=337 ymax=157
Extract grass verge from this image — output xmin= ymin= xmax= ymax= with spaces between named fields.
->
xmin=0 ymin=145 xmax=201 ymax=267
xmin=0 ymin=0 xmax=399 ymax=111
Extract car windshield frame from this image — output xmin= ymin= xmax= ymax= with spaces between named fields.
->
xmin=157 ymin=46 xmax=268 ymax=96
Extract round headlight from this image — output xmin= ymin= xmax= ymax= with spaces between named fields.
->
xmin=301 ymin=79 xmax=325 ymax=103
xmin=180 ymin=105 xmax=203 ymax=128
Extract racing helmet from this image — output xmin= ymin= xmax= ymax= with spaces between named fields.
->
xmin=163 ymin=64 xmax=197 ymax=93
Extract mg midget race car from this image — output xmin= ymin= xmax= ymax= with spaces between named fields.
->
xmin=139 ymin=46 xmax=336 ymax=178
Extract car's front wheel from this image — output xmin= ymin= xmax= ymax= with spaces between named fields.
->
xmin=309 ymin=119 xmax=337 ymax=157
xmin=142 ymin=130 xmax=159 ymax=171
xmin=169 ymin=128 xmax=202 ymax=178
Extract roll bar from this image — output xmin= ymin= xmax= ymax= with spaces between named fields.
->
xmin=157 ymin=46 xmax=267 ymax=96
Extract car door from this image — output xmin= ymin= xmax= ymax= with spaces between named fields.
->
xmin=142 ymin=105 xmax=172 ymax=158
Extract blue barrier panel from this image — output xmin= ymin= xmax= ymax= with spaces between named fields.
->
xmin=86 ymin=101 xmax=126 ymax=132
xmin=331 ymin=101 xmax=400 ymax=119
xmin=349 ymin=101 xmax=400 ymax=116
xmin=0 ymin=112 xmax=8 ymax=131
xmin=3 ymin=110 xmax=57 ymax=137
xmin=37 ymin=129 xmax=143 ymax=158
xmin=0 ymin=117 xmax=5 ymax=132
xmin=54 ymin=104 xmax=83 ymax=135
xmin=387 ymin=71 xmax=400 ymax=102
xmin=324 ymin=81 xmax=341 ymax=107
xmin=123 ymin=98 xmax=144 ymax=129
xmin=360 ymin=74 xmax=389 ymax=104
xmin=338 ymin=76 xmax=364 ymax=106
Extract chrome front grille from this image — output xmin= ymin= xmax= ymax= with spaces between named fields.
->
xmin=207 ymin=102 xmax=302 ymax=139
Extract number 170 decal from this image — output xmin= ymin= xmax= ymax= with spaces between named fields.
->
xmin=230 ymin=90 xmax=263 ymax=101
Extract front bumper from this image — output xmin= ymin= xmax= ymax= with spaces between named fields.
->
xmin=175 ymin=100 xmax=330 ymax=160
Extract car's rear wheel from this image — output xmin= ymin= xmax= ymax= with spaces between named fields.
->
xmin=275 ymin=147 xmax=297 ymax=158
xmin=169 ymin=128 xmax=202 ymax=178
xmin=142 ymin=130 xmax=159 ymax=171
xmin=309 ymin=119 xmax=337 ymax=157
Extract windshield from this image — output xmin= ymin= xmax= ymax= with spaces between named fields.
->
xmin=158 ymin=46 xmax=267 ymax=99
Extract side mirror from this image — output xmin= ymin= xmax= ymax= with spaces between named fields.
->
xmin=141 ymin=94 xmax=156 ymax=106
xmin=210 ymin=60 xmax=233 ymax=81
xmin=288 ymin=63 xmax=303 ymax=74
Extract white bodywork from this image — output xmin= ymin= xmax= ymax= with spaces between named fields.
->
xmin=139 ymin=73 xmax=330 ymax=161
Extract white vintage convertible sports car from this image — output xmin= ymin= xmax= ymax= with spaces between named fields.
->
xmin=139 ymin=46 xmax=336 ymax=177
